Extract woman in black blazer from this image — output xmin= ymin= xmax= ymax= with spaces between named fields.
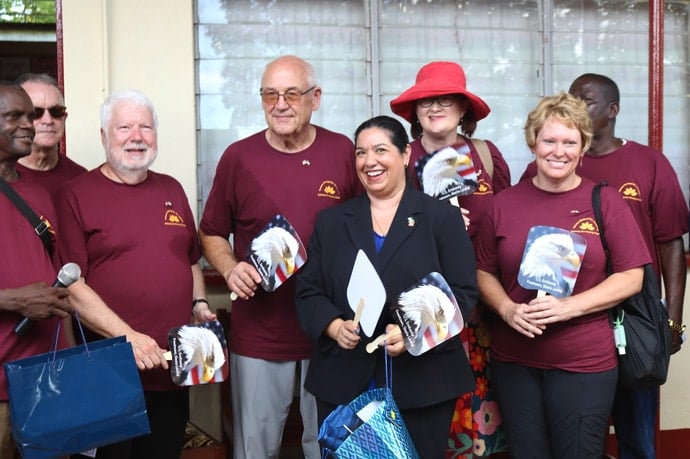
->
xmin=295 ymin=115 xmax=478 ymax=458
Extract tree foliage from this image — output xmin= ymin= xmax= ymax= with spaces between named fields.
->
xmin=0 ymin=0 xmax=56 ymax=24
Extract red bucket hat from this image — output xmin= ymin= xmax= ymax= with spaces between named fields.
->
xmin=390 ymin=61 xmax=490 ymax=123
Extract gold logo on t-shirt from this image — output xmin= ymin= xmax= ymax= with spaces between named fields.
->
xmin=619 ymin=182 xmax=642 ymax=202
xmin=473 ymin=179 xmax=493 ymax=195
xmin=572 ymin=218 xmax=599 ymax=235
xmin=164 ymin=209 xmax=186 ymax=227
xmin=317 ymin=180 xmax=341 ymax=200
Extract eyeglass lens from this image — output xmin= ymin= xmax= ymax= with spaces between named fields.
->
xmin=260 ymin=86 xmax=315 ymax=106
xmin=34 ymin=106 xmax=67 ymax=118
xmin=418 ymin=96 xmax=456 ymax=108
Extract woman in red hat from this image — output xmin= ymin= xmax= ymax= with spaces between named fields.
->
xmin=390 ymin=61 xmax=510 ymax=458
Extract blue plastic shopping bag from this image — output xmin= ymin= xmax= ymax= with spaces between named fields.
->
xmin=318 ymin=350 xmax=419 ymax=459
xmin=319 ymin=387 xmax=420 ymax=459
xmin=4 ymin=332 xmax=150 ymax=459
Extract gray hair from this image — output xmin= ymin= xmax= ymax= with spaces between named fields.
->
xmin=15 ymin=73 xmax=65 ymax=105
xmin=100 ymin=89 xmax=158 ymax=131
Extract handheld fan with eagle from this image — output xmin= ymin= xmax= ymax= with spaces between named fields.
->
xmin=245 ymin=214 xmax=307 ymax=293
xmin=391 ymin=272 xmax=464 ymax=356
xmin=518 ymin=226 xmax=587 ymax=298
xmin=166 ymin=320 xmax=228 ymax=386
xmin=415 ymin=143 xmax=479 ymax=201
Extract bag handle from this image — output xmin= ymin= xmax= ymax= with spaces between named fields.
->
xmin=50 ymin=311 xmax=91 ymax=367
xmin=384 ymin=347 xmax=392 ymax=391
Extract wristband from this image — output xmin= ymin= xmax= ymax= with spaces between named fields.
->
xmin=192 ymin=298 xmax=209 ymax=309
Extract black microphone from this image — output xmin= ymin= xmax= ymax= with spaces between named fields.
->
xmin=14 ymin=262 xmax=82 ymax=336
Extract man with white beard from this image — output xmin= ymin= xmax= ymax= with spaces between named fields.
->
xmin=56 ymin=90 xmax=215 ymax=459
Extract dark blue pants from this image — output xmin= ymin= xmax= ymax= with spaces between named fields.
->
xmin=611 ymin=385 xmax=658 ymax=459
xmin=492 ymin=361 xmax=617 ymax=459
xmin=71 ymin=390 xmax=189 ymax=459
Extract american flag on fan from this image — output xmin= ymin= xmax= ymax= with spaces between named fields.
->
xmin=187 ymin=355 xmax=228 ymax=385
xmin=167 ymin=320 xmax=229 ymax=386
xmin=246 ymin=214 xmax=307 ymax=293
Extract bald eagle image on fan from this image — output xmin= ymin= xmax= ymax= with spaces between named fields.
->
xmin=391 ymin=272 xmax=465 ymax=356
xmin=415 ymin=143 xmax=478 ymax=201
xmin=246 ymin=214 xmax=307 ymax=293
xmin=166 ymin=320 xmax=228 ymax=386
xmin=518 ymin=226 xmax=587 ymax=298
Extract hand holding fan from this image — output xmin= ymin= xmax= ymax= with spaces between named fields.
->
xmin=389 ymin=272 xmax=464 ymax=356
xmin=230 ymin=214 xmax=306 ymax=300
xmin=415 ymin=143 xmax=478 ymax=207
xmin=517 ymin=226 xmax=587 ymax=298
xmin=346 ymin=250 xmax=386 ymax=338
xmin=164 ymin=320 xmax=229 ymax=386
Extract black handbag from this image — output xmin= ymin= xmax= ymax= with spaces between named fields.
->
xmin=592 ymin=182 xmax=672 ymax=389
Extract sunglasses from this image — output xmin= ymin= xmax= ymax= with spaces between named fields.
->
xmin=34 ymin=105 xmax=67 ymax=119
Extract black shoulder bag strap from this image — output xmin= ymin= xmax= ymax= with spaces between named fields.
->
xmin=592 ymin=181 xmax=627 ymax=340
xmin=591 ymin=181 xmax=612 ymax=274
xmin=0 ymin=176 xmax=53 ymax=255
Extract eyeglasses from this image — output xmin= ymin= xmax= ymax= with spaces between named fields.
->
xmin=259 ymin=86 xmax=316 ymax=106
xmin=34 ymin=105 xmax=67 ymax=119
xmin=417 ymin=95 xmax=457 ymax=108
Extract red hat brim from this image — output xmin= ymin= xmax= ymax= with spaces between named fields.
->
xmin=390 ymin=76 xmax=490 ymax=123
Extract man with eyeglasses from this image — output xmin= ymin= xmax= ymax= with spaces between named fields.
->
xmin=200 ymin=55 xmax=361 ymax=459
xmin=15 ymin=73 xmax=86 ymax=195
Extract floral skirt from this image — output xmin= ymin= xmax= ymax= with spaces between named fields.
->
xmin=446 ymin=310 xmax=508 ymax=458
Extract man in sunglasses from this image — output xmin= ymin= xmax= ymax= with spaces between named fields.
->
xmin=200 ymin=55 xmax=361 ymax=459
xmin=15 ymin=73 xmax=86 ymax=195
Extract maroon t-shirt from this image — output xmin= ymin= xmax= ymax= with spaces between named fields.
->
xmin=55 ymin=168 xmax=201 ymax=391
xmin=16 ymin=154 xmax=87 ymax=196
xmin=1 ymin=178 xmax=66 ymax=401
xmin=475 ymin=178 xmax=651 ymax=372
xmin=520 ymin=140 xmax=688 ymax=277
xmin=200 ymin=126 xmax=361 ymax=361
xmin=408 ymin=136 xmax=511 ymax=242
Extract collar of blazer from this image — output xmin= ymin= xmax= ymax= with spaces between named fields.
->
xmin=343 ymin=186 xmax=423 ymax=272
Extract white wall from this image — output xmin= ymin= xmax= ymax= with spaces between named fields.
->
xmin=661 ymin=274 xmax=690 ymax=429
xmin=61 ymin=0 xmax=198 ymax=213
xmin=61 ymin=0 xmax=217 ymax=437
xmin=60 ymin=0 xmax=690 ymax=438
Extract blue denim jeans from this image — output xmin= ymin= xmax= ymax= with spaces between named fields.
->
xmin=611 ymin=385 xmax=658 ymax=459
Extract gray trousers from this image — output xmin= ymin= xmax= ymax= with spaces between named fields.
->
xmin=230 ymin=354 xmax=319 ymax=459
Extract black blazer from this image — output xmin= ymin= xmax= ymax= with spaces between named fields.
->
xmin=296 ymin=186 xmax=478 ymax=409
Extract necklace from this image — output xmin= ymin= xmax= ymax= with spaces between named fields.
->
xmin=370 ymin=191 xmax=403 ymax=237
xmin=371 ymin=209 xmax=393 ymax=237
xmin=371 ymin=212 xmax=385 ymax=236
